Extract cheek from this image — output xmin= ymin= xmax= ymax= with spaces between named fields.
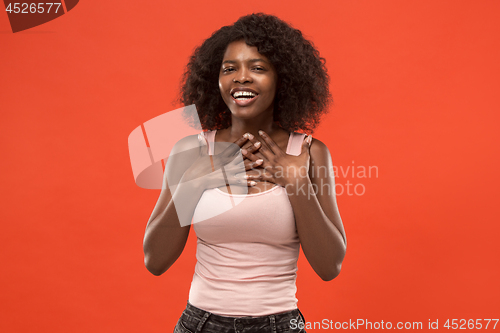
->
xmin=262 ymin=77 xmax=276 ymax=93
xmin=267 ymin=79 xmax=278 ymax=100
xmin=218 ymin=79 xmax=229 ymax=99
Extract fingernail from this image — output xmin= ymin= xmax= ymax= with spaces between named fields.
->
xmin=245 ymin=133 xmax=254 ymax=139
xmin=250 ymin=181 xmax=257 ymax=186
xmin=243 ymin=175 xmax=249 ymax=179
xmin=258 ymin=130 xmax=264 ymax=136
xmin=241 ymin=148 xmax=247 ymax=154
xmin=254 ymin=141 xmax=261 ymax=148
xmin=256 ymin=159 xmax=263 ymax=164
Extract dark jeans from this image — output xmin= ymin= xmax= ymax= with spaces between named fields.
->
xmin=173 ymin=301 xmax=307 ymax=333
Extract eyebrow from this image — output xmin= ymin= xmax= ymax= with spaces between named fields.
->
xmin=222 ymin=58 xmax=269 ymax=65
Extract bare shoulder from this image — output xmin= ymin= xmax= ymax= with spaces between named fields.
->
xmin=170 ymin=133 xmax=201 ymax=154
xmin=307 ymin=137 xmax=334 ymax=183
xmin=309 ymin=137 xmax=332 ymax=162
xmin=164 ymin=134 xmax=202 ymax=182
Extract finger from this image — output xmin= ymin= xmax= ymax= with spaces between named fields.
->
xmin=258 ymin=130 xmax=283 ymax=156
xmin=243 ymin=170 xmax=273 ymax=183
xmin=232 ymin=172 xmax=258 ymax=187
xmin=230 ymin=179 xmax=257 ymax=187
xmin=230 ymin=153 xmax=261 ymax=171
xmin=220 ymin=133 xmax=250 ymax=156
xmin=248 ymin=149 xmax=266 ymax=162
xmin=244 ymin=158 xmax=264 ymax=171
xmin=237 ymin=133 xmax=265 ymax=160
xmin=240 ymin=147 xmax=266 ymax=164
xmin=239 ymin=142 xmax=260 ymax=159
xmin=233 ymin=134 xmax=251 ymax=147
xmin=245 ymin=140 xmax=262 ymax=155
xmin=241 ymin=147 xmax=260 ymax=162
xmin=242 ymin=134 xmax=264 ymax=152
xmin=227 ymin=133 xmax=262 ymax=157
xmin=241 ymin=141 xmax=253 ymax=151
xmin=226 ymin=175 xmax=248 ymax=186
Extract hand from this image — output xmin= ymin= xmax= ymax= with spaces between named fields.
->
xmin=241 ymin=130 xmax=313 ymax=187
xmin=239 ymin=133 xmax=265 ymax=170
xmin=181 ymin=133 xmax=264 ymax=190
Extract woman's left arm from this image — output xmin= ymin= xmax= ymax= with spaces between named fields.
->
xmin=287 ymin=138 xmax=346 ymax=281
xmin=245 ymin=132 xmax=347 ymax=281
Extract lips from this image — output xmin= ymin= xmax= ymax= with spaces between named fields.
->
xmin=228 ymin=87 xmax=259 ymax=106
xmin=230 ymin=87 xmax=259 ymax=97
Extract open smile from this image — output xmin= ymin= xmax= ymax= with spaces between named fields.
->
xmin=231 ymin=91 xmax=259 ymax=106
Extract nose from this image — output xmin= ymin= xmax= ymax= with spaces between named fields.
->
xmin=233 ymin=67 xmax=252 ymax=84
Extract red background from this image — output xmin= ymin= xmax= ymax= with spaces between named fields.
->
xmin=1 ymin=0 xmax=499 ymax=332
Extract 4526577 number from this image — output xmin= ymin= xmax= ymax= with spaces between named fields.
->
xmin=5 ymin=3 xmax=62 ymax=14
xmin=444 ymin=319 xmax=498 ymax=330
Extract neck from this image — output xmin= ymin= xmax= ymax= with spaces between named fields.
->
xmin=228 ymin=110 xmax=280 ymax=139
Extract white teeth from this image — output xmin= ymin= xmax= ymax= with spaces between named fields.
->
xmin=233 ymin=91 xmax=257 ymax=98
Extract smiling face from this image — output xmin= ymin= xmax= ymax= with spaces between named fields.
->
xmin=219 ymin=40 xmax=278 ymax=121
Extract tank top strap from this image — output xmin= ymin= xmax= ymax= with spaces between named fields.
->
xmin=200 ymin=130 xmax=308 ymax=156
xmin=286 ymin=132 xmax=307 ymax=156
xmin=200 ymin=130 xmax=216 ymax=155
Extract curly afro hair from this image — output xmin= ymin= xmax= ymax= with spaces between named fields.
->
xmin=177 ymin=13 xmax=332 ymax=133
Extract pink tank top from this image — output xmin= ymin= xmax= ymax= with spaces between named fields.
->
xmin=188 ymin=130 xmax=307 ymax=317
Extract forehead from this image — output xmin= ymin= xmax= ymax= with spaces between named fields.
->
xmin=222 ymin=40 xmax=269 ymax=62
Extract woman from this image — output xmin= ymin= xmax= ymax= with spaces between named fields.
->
xmin=143 ymin=13 xmax=347 ymax=333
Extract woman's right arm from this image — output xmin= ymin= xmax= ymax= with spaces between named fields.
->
xmin=143 ymin=181 xmax=207 ymax=276
xmin=142 ymin=135 xmax=205 ymax=276
xmin=143 ymin=133 xmax=256 ymax=276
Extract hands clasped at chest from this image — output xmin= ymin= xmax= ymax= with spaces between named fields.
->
xmin=241 ymin=130 xmax=312 ymax=188
xmin=181 ymin=130 xmax=312 ymax=193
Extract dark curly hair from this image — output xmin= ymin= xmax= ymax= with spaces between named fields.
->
xmin=177 ymin=13 xmax=332 ymax=133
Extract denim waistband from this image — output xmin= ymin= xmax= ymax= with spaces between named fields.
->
xmin=182 ymin=300 xmax=306 ymax=329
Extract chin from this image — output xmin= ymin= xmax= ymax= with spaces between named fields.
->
xmin=229 ymin=107 xmax=258 ymax=117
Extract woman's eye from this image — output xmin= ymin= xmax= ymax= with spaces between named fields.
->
xmin=223 ymin=68 xmax=235 ymax=73
xmin=254 ymin=67 xmax=264 ymax=71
